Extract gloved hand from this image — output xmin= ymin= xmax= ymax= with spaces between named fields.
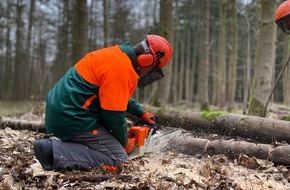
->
xmin=142 ymin=111 xmax=155 ymax=125
xmin=124 ymin=137 xmax=135 ymax=154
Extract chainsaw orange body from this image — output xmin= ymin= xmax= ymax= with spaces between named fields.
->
xmin=128 ymin=126 xmax=151 ymax=147
xmin=127 ymin=116 xmax=182 ymax=160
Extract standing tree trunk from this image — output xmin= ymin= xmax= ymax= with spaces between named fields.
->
xmin=13 ymin=0 xmax=26 ymax=100
xmin=282 ymin=35 xmax=290 ymax=105
xmin=177 ymin=28 xmax=185 ymax=104
xmin=72 ymin=0 xmax=88 ymax=64
xmin=156 ymin=0 xmax=173 ymax=106
xmin=197 ymin=0 xmax=210 ymax=111
xmin=51 ymin=0 xmax=72 ymax=85
xmin=172 ymin=0 xmax=180 ymax=104
xmin=215 ymin=0 xmax=227 ymax=106
xmin=26 ymin=0 xmax=35 ymax=99
xmin=3 ymin=1 xmax=13 ymax=100
xmin=248 ymin=0 xmax=277 ymax=117
xmin=103 ymin=0 xmax=110 ymax=47
xmin=227 ymin=0 xmax=238 ymax=109
xmin=243 ymin=15 xmax=251 ymax=114
xmin=184 ymin=24 xmax=192 ymax=103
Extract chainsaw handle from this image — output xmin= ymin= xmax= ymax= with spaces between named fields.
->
xmin=135 ymin=115 xmax=159 ymax=134
xmin=151 ymin=116 xmax=159 ymax=135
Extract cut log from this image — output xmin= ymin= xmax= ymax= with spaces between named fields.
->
xmin=168 ymin=136 xmax=290 ymax=166
xmin=142 ymin=105 xmax=290 ymax=144
xmin=63 ymin=174 xmax=132 ymax=183
xmin=2 ymin=104 xmax=290 ymax=145
xmin=0 ymin=116 xmax=45 ymax=132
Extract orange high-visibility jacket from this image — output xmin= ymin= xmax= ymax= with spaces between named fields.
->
xmin=45 ymin=43 xmax=144 ymax=145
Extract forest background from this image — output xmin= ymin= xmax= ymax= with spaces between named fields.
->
xmin=0 ymin=0 xmax=288 ymax=117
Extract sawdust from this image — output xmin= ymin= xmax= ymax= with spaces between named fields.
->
xmin=130 ymin=140 xmax=290 ymax=190
xmin=0 ymin=119 xmax=290 ymax=189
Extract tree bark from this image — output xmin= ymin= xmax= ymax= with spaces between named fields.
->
xmin=63 ymin=174 xmax=132 ymax=183
xmin=3 ymin=105 xmax=290 ymax=145
xmin=72 ymin=0 xmax=88 ymax=64
xmin=197 ymin=0 xmax=210 ymax=110
xmin=247 ymin=0 xmax=277 ymax=117
xmin=142 ymin=105 xmax=290 ymax=144
xmin=227 ymin=0 xmax=238 ymax=108
xmin=215 ymin=0 xmax=227 ymax=106
xmin=13 ymin=0 xmax=26 ymax=100
xmin=3 ymin=1 xmax=13 ymax=100
xmin=282 ymin=35 xmax=290 ymax=105
xmin=156 ymin=0 xmax=173 ymax=106
xmin=0 ymin=116 xmax=45 ymax=133
xmin=103 ymin=0 xmax=110 ymax=47
xmin=168 ymin=136 xmax=290 ymax=166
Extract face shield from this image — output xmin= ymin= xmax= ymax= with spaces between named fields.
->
xmin=138 ymin=67 xmax=164 ymax=88
xmin=137 ymin=51 xmax=165 ymax=88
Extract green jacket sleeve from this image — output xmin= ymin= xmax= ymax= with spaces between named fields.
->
xmin=126 ymin=98 xmax=144 ymax=117
xmin=100 ymin=109 xmax=128 ymax=146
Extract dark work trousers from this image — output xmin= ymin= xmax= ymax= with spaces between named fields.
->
xmin=70 ymin=127 xmax=128 ymax=164
xmin=52 ymin=127 xmax=128 ymax=171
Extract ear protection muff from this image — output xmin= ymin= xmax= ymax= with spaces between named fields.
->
xmin=138 ymin=54 xmax=154 ymax=67
xmin=137 ymin=40 xmax=154 ymax=67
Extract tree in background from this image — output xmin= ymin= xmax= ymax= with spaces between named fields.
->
xmin=248 ymin=0 xmax=277 ymax=117
xmin=227 ymin=0 xmax=238 ymax=110
xmin=152 ymin=0 xmax=173 ymax=106
xmin=215 ymin=0 xmax=227 ymax=107
xmin=13 ymin=0 xmax=26 ymax=100
xmin=0 ymin=0 xmax=288 ymax=117
xmin=282 ymin=34 xmax=290 ymax=105
xmin=197 ymin=0 xmax=210 ymax=111
xmin=72 ymin=0 xmax=88 ymax=64
xmin=51 ymin=0 xmax=73 ymax=88
xmin=2 ymin=1 xmax=13 ymax=100
xmin=103 ymin=0 xmax=110 ymax=47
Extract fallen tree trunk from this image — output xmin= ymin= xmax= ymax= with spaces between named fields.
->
xmin=142 ymin=105 xmax=290 ymax=144
xmin=168 ymin=136 xmax=290 ymax=166
xmin=2 ymin=105 xmax=290 ymax=144
xmin=63 ymin=174 xmax=132 ymax=183
xmin=0 ymin=116 xmax=45 ymax=132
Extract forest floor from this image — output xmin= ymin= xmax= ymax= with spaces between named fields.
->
xmin=0 ymin=101 xmax=290 ymax=190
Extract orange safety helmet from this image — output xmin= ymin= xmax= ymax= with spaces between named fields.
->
xmin=147 ymin=34 xmax=173 ymax=68
xmin=275 ymin=0 xmax=290 ymax=34
xmin=136 ymin=35 xmax=173 ymax=88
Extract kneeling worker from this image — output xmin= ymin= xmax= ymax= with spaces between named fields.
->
xmin=33 ymin=34 xmax=173 ymax=172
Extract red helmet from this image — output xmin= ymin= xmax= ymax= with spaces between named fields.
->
xmin=275 ymin=0 xmax=290 ymax=34
xmin=147 ymin=35 xmax=173 ymax=68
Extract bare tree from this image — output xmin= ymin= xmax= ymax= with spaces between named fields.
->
xmin=13 ymin=0 xmax=26 ymax=100
xmin=152 ymin=0 xmax=173 ymax=106
xmin=197 ymin=0 xmax=210 ymax=110
xmin=171 ymin=0 xmax=180 ymax=104
xmin=26 ymin=0 xmax=35 ymax=98
xmin=2 ymin=1 xmax=13 ymax=100
xmin=248 ymin=0 xmax=277 ymax=117
xmin=282 ymin=35 xmax=290 ymax=105
xmin=72 ymin=0 xmax=88 ymax=64
xmin=103 ymin=0 xmax=110 ymax=47
xmin=227 ymin=0 xmax=238 ymax=109
xmin=51 ymin=0 xmax=73 ymax=85
xmin=215 ymin=0 xmax=227 ymax=106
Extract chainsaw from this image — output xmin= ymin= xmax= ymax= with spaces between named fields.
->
xmin=127 ymin=116 xmax=182 ymax=160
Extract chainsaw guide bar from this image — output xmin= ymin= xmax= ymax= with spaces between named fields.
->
xmin=128 ymin=128 xmax=182 ymax=160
